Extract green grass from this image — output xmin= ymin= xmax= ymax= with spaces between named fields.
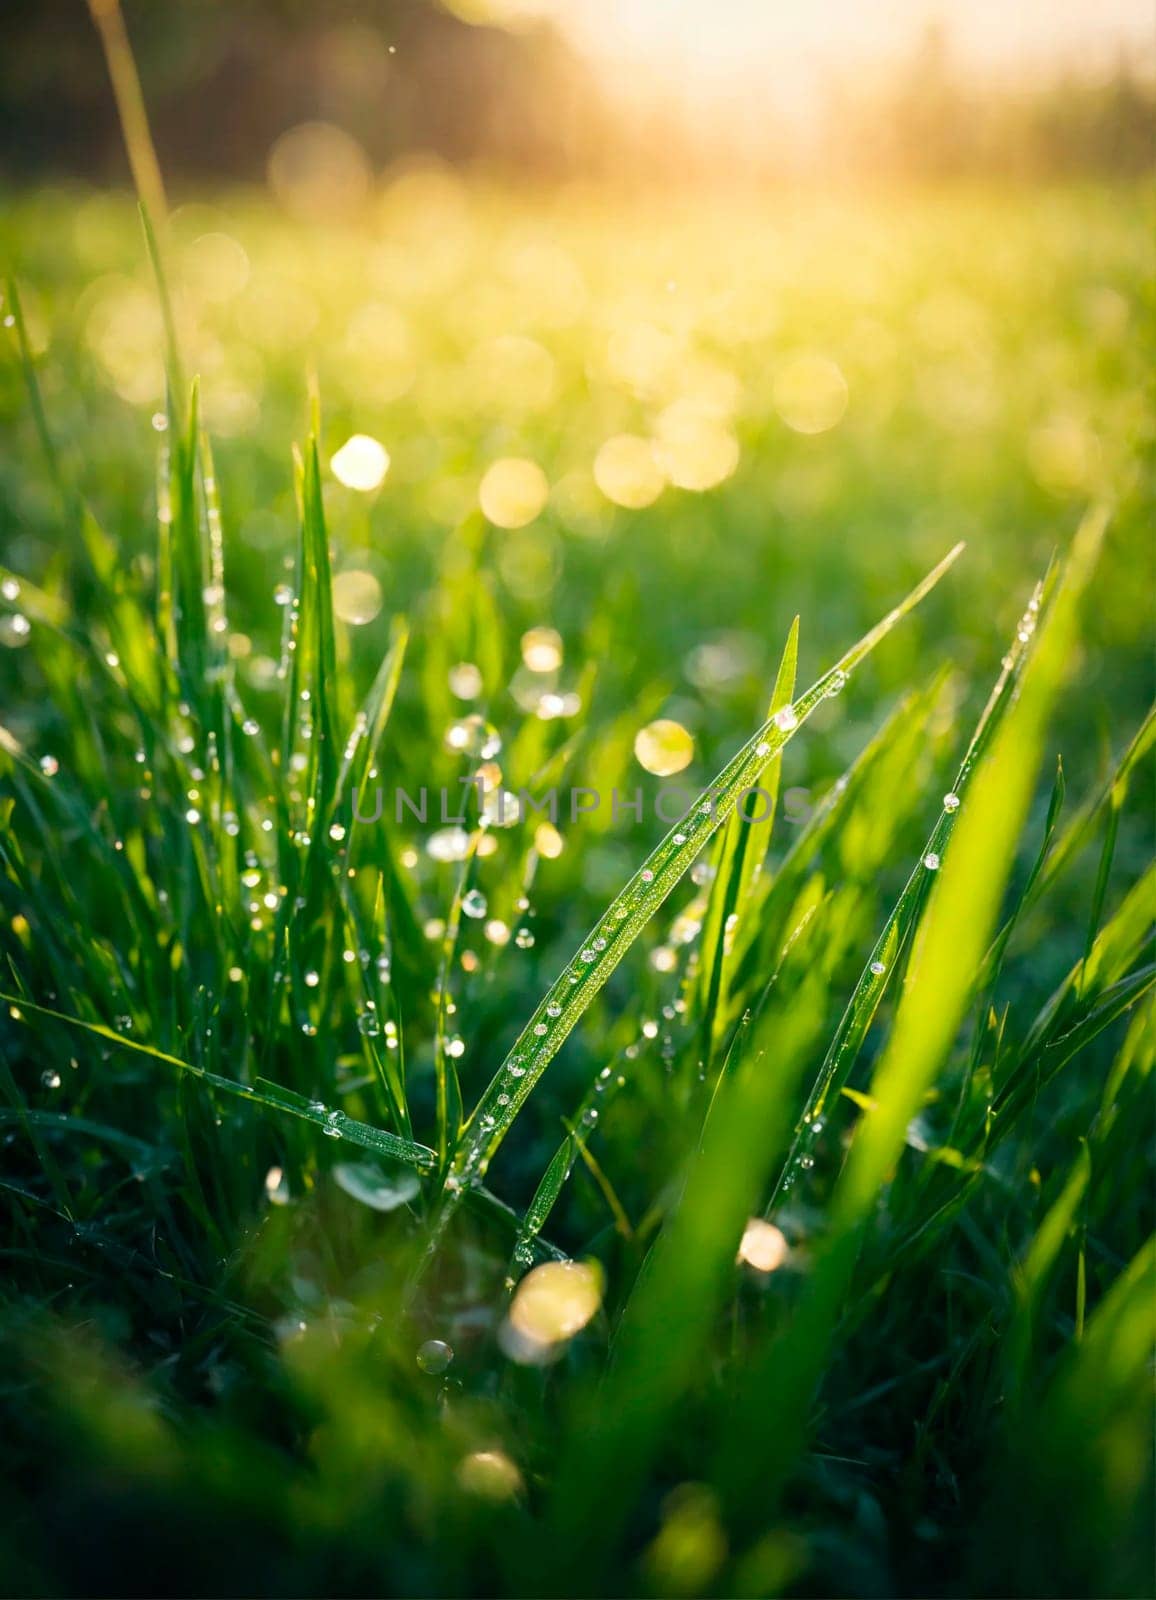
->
xmin=0 ymin=176 xmax=1153 ymax=1598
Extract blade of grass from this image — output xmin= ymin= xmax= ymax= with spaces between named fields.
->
xmin=2 ymin=994 xmax=437 ymax=1172
xmin=440 ymin=543 xmax=965 ymax=1217
xmin=697 ymin=616 xmax=798 ymax=1070
xmin=545 ymin=938 xmax=829 ymax=1580
xmin=717 ymin=503 xmax=1108 ymax=1528
xmin=768 ymin=574 xmax=1045 ymax=1207
xmin=86 ymin=0 xmax=168 ymax=226
xmin=1004 ymin=1139 xmax=1091 ymax=1401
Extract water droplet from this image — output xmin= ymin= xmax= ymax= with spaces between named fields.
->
xmin=1 ymin=613 xmax=31 ymax=644
xmin=773 ymin=705 xmax=798 ymax=733
xmin=301 ymin=1021 xmax=318 ymax=1037
xmin=304 ymin=970 xmax=320 ymax=988
xmin=445 ymin=714 xmax=501 ymax=760
xmin=514 ymin=927 xmax=535 ymax=949
xmin=870 ymin=960 xmax=886 ymax=976
xmin=640 ymin=869 xmax=654 ymax=883
xmin=533 ymin=1022 xmax=547 ymax=1036
xmin=825 ymin=669 xmax=848 ymax=698
xmin=328 ymin=822 xmax=346 ymax=842
xmin=273 ymin=583 xmax=293 ymax=606
xmin=417 ymin=1338 xmax=454 ymax=1374
xmin=546 ymin=1003 xmax=562 ymax=1018
xmin=923 ymin=852 xmax=941 ymax=871
xmin=942 ymin=792 xmax=960 ymax=813
xmin=446 ymin=1036 xmax=466 ymax=1059
xmin=461 ymin=888 xmax=487 ymax=919
xmin=39 ymin=754 xmax=59 ymax=777
xmin=581 ymin=948 xmax=596 ymax=962
xmin=41 ymin=1069 xmax=61 ymax=1090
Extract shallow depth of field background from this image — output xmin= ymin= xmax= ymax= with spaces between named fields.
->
xmin=0 ymin=2 xmax=1153 ymax=1596
xmin=2 ymin=1 xmax=1153 ymax=803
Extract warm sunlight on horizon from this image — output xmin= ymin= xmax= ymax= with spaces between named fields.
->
xmin=450 ymin=0 xmax=1154 ymax=89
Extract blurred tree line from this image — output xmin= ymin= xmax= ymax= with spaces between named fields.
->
xmin=825 ymin=24 xmax=1156 ymax=182
xmin=1 ymin=0 xmax=1152 ymax=187
xmin=0 ymin=0 xmax=608 ymax=184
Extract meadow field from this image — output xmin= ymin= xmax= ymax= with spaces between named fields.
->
xmin=0 ymin=166 xmax=1153 ymax=1597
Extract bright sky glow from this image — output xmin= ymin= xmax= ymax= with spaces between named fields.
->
xmin=553 ymin=0 xmax=1154 ymax=81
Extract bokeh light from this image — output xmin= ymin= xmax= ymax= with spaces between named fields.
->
xmin=634 ymin=719 xmax=695 ymax=777
xmin=331 ymin=435 xmax=390 ymax=492
xmin=772 ymin=353 xmax=849 ymax=435
xmin=268 ymin=121 xmax=373 ymax=223
xmin=503 ymin=1260 xmax=603 ymax=1363
xmin=480 ymin=458 xmax=550 ymax=529
xmin=332 ymin=570 xmax=383 ymax=625
xmin=593 ymin=434 xmax=665 ymax=508
xmin=738 ymin=1218 xmax=789 ymax=1273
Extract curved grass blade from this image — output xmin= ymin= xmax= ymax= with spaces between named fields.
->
xmin=338 ymin=617 xmax=409 ymax=827
xmin=697 ymin=616 xmax=798 ymax=1068
xmin=506 ymin=1051 xmax=632 ymax=1282
xmin=732 ymin=667 xmax=951 ymax=990
xmin=340 ymin=871 xmax=411 ymax=1139
xmin=1004 ymin=1139 xmax=1092 ymax=1401
xmin=139 ymin=203 xmax=183 ymax=403
xmin=1028 ymin=700 xmax=1155 ymax=910
xmin=768 ymin=574 xmax=1047 ymax=1208
xmin=440 ymin=543 xmax=964 ymax=1206
xmin=431 ymin=830 xmax=482 ymax=1175
xmin=1 ymin=993 xmax=437 ymax=1172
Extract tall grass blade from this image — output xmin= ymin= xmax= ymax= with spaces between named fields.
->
xmin=718 ymin=504 xmax=1108 ymax=1523
xmin=769 ymin=575 xmax=1044 ymax=1206
xmin=441 ymin=544 xmax=964 ymax=1210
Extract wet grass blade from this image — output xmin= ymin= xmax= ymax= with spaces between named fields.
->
xmin=768 ymin=574 xmax=1045 ymax=1207
xmin=697 ymin=615 xmax=798 ymax=1068
xmin=717 ymin=504 xmax=1108 ymax=1525
xmin=440 ymin=543 xmax=965 ymax=1208
xmin=2 ymin=994 xmax=437 ymax=1172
